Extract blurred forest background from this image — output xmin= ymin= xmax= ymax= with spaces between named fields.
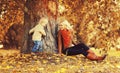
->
xmin=0 ymin=0 xmax=120 ymax=51
xmin=0 ymin=0 xmax=120 ymax=73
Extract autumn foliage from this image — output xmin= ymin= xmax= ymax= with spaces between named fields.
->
xmin=0 ymin=0 xmax=24 ymax=48
xmin=0 ymin=0 xmax=120 ymax=50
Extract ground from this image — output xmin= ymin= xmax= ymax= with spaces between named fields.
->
xmin=0 ymin=48 xmax=120 ymax=73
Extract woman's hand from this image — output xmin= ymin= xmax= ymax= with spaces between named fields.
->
xmin=58 ymin=53 xmax=64 ymax=56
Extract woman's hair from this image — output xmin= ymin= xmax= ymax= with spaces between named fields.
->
xmin=58 ymin=19 xmax=73 ymax=30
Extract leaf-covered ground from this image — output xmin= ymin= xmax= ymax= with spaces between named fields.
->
xmin=0 ymin=49 xmax=120 ymax=73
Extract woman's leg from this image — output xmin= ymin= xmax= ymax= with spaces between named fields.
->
xmin=63 ymin=43 xmax=89 ymax=56
xmin=63 ymin=43 xmax=106 ymax=61
xmin=64 ymin=43 xmax=89 ymax=56
xmin=86 ymin=50 xmax=106 ymax=61
xmin=86 ymin=49 xmax=107 ymax=61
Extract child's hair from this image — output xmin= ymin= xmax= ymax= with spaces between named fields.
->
xmin=39 ymin=17 xmax=48 ymax=26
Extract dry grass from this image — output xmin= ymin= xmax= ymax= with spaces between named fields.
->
xmin=0 ymin=48 xmax=120 ymax=73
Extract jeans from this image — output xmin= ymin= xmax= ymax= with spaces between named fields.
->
xmin=62 ymin=43 xmax=89 ymax=56
xmin=31 ymin=41 xmax=43 ymax=52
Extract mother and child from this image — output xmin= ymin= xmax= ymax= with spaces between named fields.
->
xmin=29 ymin=17 xmax=106 ymax=61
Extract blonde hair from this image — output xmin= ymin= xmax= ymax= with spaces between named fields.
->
xmin=39 ymin=17 xmax=48 ymax=26
xmin=57 ymin=17 xmax=66 ymax=24
xmin=58 ymin=19 xmax=73 ymax=30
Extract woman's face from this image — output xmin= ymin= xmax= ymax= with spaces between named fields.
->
xmin=59 ymin=23 xmax=66 ymax=29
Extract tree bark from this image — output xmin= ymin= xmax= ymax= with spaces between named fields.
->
xmin=21 ymin=0 xmax=58 ymax=53
xmin=21 ymin=0 xmax=35 ymax=53
xmin=21 ymin=12 xmax=32 ymax=53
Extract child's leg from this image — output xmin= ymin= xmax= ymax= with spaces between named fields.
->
xmin=38 ymin=41 xmax=43 ymax=52
xmin=32 ymin=41 xmax=41 ymax=52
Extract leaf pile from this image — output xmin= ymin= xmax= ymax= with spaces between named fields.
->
xmin=0 ymin=49 xmax=120 ymax=73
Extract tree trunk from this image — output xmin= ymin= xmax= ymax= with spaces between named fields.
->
xmin=21 ymin=0 xmax=58 ymax=53
xmin=43 ymin=17 xmax=58 ymax=53
xmin=21 ymin=12 xmax=32 ymax=53
xmin=21 ymin=0 xmax=36 ymax=53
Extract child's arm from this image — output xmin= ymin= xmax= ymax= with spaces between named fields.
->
xmin=29 ymin=28 xmax=34 ymax=34
xmin=42 ymin=30 xmax=46 ymax=36
xmin=40 ymin=29 xmax=46 ymax=36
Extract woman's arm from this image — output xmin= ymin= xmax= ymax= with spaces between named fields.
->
xmin=72 ymin=39 xmax=77 ymax=45
xmin=57 ymin=31 xmax=62 ymax=55
xmin=71 ymin=32 xmax=77 ymax=45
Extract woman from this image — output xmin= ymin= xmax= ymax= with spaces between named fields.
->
xmin=57 ymin=20 xmax=106 ymax=61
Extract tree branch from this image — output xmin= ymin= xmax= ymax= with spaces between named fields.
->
xmin=14 ymin=0 xmax=28 ymax=13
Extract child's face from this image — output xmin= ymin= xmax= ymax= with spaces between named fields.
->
xmin=40 ymin=19 xmax=48 ymax=27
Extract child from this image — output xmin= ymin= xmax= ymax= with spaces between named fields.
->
xmin=29 ymin=17 xmax=48 ymax=53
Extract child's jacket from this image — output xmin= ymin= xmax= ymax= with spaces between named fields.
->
xmin=29 ymin=24 xmax=46 ymax=41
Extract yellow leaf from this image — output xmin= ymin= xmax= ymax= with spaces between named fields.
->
xmin=61 ymin=68 xmax=67 ymax=73
xmin=43 ymin=60 xmax=48 ymax=64
xmin=116 ymin=65 xmax=120 ymax=68
xmin=38 ymin=68 xmax=44 ymax=71
xmin=54 ymin=68 xmax=67 ymax=73
xmin=3 ymin=65 xmax=13 ymax=69
xmin=0 ymin=66 xmax=2 ymax=69
xmin=56 ymin=59 xmax=60 ymax=63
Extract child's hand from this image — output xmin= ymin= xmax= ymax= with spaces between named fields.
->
xmin=29 ymin=30 xmax=32 ymax=34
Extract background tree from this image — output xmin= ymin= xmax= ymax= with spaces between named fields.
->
xmin=0 ymin=0 xmax=120 ymax=53
xmin=60 ymin=0 xmax=120 ymax=51
xmin=19 ymin=0 xmax=58 ymax=53
xmin=0 ymin=0 xmax=24 ymax=48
